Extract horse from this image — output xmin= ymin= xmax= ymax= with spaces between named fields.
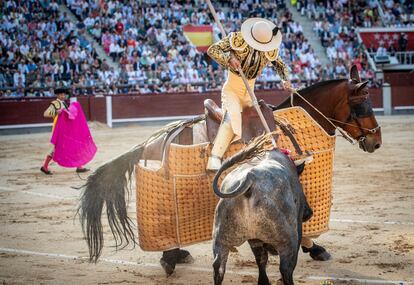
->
xmin=77 ymin=65 xmax=382 ymax=273
xmin=274 ymin=65 xmax=381 ymax=153
xmin=211 ymin=136 xmax=313 ymax=285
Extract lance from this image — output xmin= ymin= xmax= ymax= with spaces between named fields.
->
xmin=205 ymin=0 xmax=278 ymax=148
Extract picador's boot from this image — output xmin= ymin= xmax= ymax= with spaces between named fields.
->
xmin=207 ymin=122 xmax=234 ymax=171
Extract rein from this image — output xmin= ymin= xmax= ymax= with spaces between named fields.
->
xmin=289 ymin=89 xmax=379 ymax=145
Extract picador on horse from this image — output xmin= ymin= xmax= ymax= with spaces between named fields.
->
xmin=206 ymin=17 xmax=326 ymax=258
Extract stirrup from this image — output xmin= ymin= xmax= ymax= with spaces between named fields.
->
xmin=207 ymin=155 xmax=222 ymax=171
xmin=294 ymin=154 xmax=313 ymax=166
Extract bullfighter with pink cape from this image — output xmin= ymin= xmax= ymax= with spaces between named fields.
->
xmin=51 ymin=102 xmax=97 ymax=168
xmin=40 ymin=88 xmax=97 ymax=175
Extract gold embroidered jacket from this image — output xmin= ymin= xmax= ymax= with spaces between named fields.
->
xmin=43 ymin=99 xmax=68 ymax=118
xmin=207 ymin=32 xmax=289 ymax=81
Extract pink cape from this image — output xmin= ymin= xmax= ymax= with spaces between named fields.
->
xmin=51 ymin=102 xmax=97 ymax=168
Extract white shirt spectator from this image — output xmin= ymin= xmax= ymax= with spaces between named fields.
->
xmin=17 ymin=63 xmax=29 ymax=74
xmin=69 ymin=48 xmax=81 ymax=61
xmin=19 ymin=43 xmax=29 ymax=56
xmin=217 ymin=10 xmax=226 ymax=22
xmin=84 ymin=16 xmax=95 ymax=28
xmin=384 ymin=0 xmax=394 ymax=9
xmin=181 ymin=15 xmax=190 ymax=25
xmin=335 ymin=64 xmax=346 ymax=75
xmin=140 ymin=85 xmax=151 ymax=94
xmin=290 ymin=22 xmax=303 ymax=34
xmin=376 ymin=46 xmax=388 ymax=57
xmin=327 ymin=45 xmax=337 ymax=60
xmin=109 ymin=42 xmax=120 ymax=54
xmin=299 ymin=52 xmax=310 ymax=65
xmin=13 ymin=72 xmax=25 ymax=87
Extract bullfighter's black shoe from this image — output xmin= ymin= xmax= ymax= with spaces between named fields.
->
xmin=40 ymin=167 xmax=52 ymax=175
xmin=76 ymin=167 xmax=90 ymax=173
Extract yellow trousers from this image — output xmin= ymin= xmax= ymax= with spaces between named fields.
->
xmin=221 ymin=72 xmax=256 ymax=138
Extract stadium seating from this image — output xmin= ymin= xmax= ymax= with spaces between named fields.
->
xmin=3 ymin=0 xmax=410 ymax=97
xmin=0 ymin=0 xmax=98 ymax=97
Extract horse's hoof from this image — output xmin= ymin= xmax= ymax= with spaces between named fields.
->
xmin=160 ymin=258 xmax=175 ymax=276
xmin=302 ymin=243 xmax=331 ymax=261
xmin=311 ymin=249 xmax=331 ymax=261
xmin=177 ymin=249 xmax=194 ymax=264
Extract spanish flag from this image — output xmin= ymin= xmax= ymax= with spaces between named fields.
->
xmin=183 ymin=24 xmax=213 ymax=52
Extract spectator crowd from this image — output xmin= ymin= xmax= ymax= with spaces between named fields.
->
xmin=297 ymin=0 xmax=413 ymax=82
xmin=0 ymin=0 xmax=107 ymax=97
xmin=1 ymin=0 xmax=412 ymax=97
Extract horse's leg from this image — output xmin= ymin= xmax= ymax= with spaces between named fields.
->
xmin=248 ymin=240 xmax=270 ymax=285
xmin=160 ymin=247 xmax=194 ymax=275
xmin=213 ymin=240 xmax=230 ymax=285
xmin=160 ymin=248 xmax=180 ymax=276
xmin=301 ymin=237 xmax=331 ymax=261
xmin=176 ymin=249 xmax=194 ymax=264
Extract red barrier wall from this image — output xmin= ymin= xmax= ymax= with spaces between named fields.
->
xmin=385 ymin=73 xmax=414 ymax=107
xmin=89 ymin=96 xmax=107 ymax=123
xmin=0 ymin=99 xmax=58 ymax=125
xmin=111 ymin=89 xmax=289 ymax=119
xmin=369 ymin=88 xmax=383 ymax=108
xmin=2 ymin=84 xmax=413 ymax=127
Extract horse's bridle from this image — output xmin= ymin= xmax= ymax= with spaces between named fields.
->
xmin=339 ymin=89 xmax=381 ymax=143
xmin=290 ymin=87 xmax=380 ymax=145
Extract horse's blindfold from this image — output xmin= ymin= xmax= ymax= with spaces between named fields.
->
xmin=351 ymin=100 xmax=374 ymax=118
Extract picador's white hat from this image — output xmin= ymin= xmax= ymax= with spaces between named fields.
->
xmin=241 ymin=18 xmax=282 ymax=52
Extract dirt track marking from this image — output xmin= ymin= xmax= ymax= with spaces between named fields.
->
xmin=0 ymin=247 xmax=412 ymax=285
xmin=1 ymin=186 xmax=413 ymax=227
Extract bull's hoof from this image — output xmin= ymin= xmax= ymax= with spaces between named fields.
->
xmin=160 ymin=258 xmax=175 ymax=276
xmin=302 ymin=243 xmax=331 ymax=261
xmin=176 ymin=249 xmax=194 ymax=264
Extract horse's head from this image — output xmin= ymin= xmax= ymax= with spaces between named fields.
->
xmin=338 ymin=65 xmax=382 ymax=153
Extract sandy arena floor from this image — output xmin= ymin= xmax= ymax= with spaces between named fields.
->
xmin=0 ymin=115 xmax=413 ymax=285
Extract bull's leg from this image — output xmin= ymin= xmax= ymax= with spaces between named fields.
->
xmin=213 ymin=240 xmax=230 ymax=285
xmin=248 ymin=240 xmax=270 ymax=285
xmin=277 ymin=245 xmax=298 ymax=285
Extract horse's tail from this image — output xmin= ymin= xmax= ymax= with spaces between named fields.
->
xmin=212 ymin=135 xmax=270 ymax=199
xmin=77 ymin=115 xmax=205 ymax=262
xmin=77 ymin=144 xmax=144 ymax=262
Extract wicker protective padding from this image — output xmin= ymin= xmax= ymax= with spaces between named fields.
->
xmin=136 ymin=107 xmax=335 ymax=251
xmin=136 ymin=142 xmax=217 ymax=251
xmin=273 ymin=107 xmax=335 ymax=236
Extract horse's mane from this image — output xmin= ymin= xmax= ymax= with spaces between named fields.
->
xmin=277 ymin=79 xmax=348 ymax=108
xmin=297 ymin=79 xmax=348 ymax=97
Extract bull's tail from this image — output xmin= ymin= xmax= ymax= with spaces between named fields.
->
xmin=212 ymin=135 xmax=270 ymax=199
xmin=77 ymin=144 xmax=144 ymax=262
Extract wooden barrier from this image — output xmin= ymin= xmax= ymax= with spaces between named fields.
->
xmin=111 ymin=89 xmax=289 ymax=120
xmin=2 ymin=85 xmax=413 ymax=128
